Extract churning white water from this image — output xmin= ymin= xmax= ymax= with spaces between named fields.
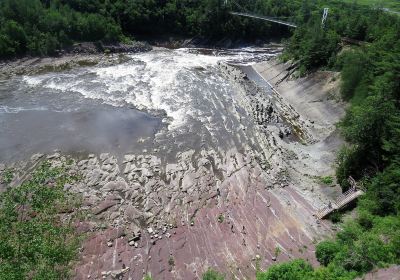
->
xmin=0 ymin=47 xmax=276 ymax=161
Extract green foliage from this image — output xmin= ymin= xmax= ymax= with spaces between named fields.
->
xmin=1 ymin=168 xmax=14 ymax=184
xmin=0 ymin=0 xmax=123 ymax=58
xmin=257 ymin=259 xmax=357 ymax=280
xmin=335 ymin=146 xmax=363 ymax=190
xmin=318 ymin=175 xmax=334 ymax=185
xmin=329 ymin=211 xmax=343 ymax=223
xmin=143 ymin=274 xmax=153 ymax=280
xmin=168 ymin=256 xmax=175 ymax=267
xmin=316 ymin=240 xmax=340 ymax=266
xmin=340 ymin=0 xmax=400 ymax=12
xmin=262 ymin=2 xmax=400 ymax=280
xmin=0 ymin=0 xmax=320 ymax=59
xmin=0 ymin=162 xmax=81 ymax=279
xmin=361 ymin=164 xmax=400 ymax=216
xmin=256 ymin=259 xmax=313 ymax=280
xmin=337 ymin=50 xmax=369 ymax=100
xmin=274 ymin=246 xmax=281 ymax=257
xmin=202 ymin=268 xmax=225 ymax=280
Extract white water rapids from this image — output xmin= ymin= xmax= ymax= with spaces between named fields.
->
xmin=0 ymin=47 xmax=277 ymax=161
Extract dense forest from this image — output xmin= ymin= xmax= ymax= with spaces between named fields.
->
xmin=0 ymin=0 xmax=298 ymax=58
xmin=257 ymin=0 xmax=400 ymax=279
xmin=0 ymin=0 xmax=399 ymax=280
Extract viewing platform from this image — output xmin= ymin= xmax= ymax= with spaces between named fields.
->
xmin=316 ymin=177 xmax=364 ymax=220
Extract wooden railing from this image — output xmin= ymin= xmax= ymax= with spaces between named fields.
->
xmin=315 ymin=177 xmax=364 ymax=219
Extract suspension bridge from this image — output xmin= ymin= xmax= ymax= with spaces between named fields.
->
xmin=226 ymin=0 xmax=299 ymax=28
xmin=225 ymin=0 xmax=329 ymax=29
xmin=230 ymin=11 xmax=298 ymax=28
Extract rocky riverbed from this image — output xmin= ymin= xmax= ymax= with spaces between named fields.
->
xmin=0 ymin=47 xmax=344 ymax=279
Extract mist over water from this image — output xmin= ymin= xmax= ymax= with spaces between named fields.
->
xmin=0 ymin=47 xmax=276 ymax=162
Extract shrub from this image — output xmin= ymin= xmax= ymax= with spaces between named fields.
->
xmin=318 ymin=176 xmax=334 ymax=185
xmin=0 ymin=162 xmax=81 ymax=279
xmin=329 ymin=211 xmax=343 ymax=223
xmin=316 ymin=241 xmax=340 ymax=266
xmin=256 ymin=259 xmax=313 ymax=280
xmin=202 ymin=268 xmax=225 ymax=280
xmin=338 ymin=50 xmax=368 ymax=100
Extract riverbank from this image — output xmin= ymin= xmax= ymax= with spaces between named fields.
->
xmin=0 ymin=41 xmax=151 ymax=78
xmin=251 ymin=58 xmax=346 ymax=201
xmin=253 ymin=58 xmax=345 ymax=141
xmin=0 ymin=48 xmax=345 ymax=279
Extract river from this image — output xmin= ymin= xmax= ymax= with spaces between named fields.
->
xmin=1 ymin=46 xmax=335 ymax=280
xmin=0 ymin=47 xmax=276 ymax=162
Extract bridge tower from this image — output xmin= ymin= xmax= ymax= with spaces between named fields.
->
xmin=321 ymin=8 xmax=329 ymax=27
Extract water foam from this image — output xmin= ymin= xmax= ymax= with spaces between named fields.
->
xmin=19 ymin=48 xmax=276 ymax=129
xmin=0 ymin=105 xmax=48 ymax=114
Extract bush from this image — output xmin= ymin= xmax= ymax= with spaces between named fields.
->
xmin=256 ymin=259 xmax=313 ymax=280
xmin=335 ymin=146 xmax=363 ymax=190
xmin=0 ymin=162 xmax=81 ymax=279
xmin=316 ymin=241 xmax=340 ymax=266
xmin=329 ymin=211 xmax=343 ymax=223
xmin=338 ymin=50 xmax=368 ymax=101
xmin=363 ymin=164 xmax=400 ymax=216
xmin=202 ymin=268 xmax=225 ymax=280
xmin=319 ymin=176 xmax=334 ymax=185
xmin=0 ymin=20 xmax=28 ymax=57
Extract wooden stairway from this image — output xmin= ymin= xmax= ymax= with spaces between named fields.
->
xmin=316 ymin=177 xmax=364 ymax=220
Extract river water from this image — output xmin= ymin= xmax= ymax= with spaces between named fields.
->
xmin=1 ymin=47 xmax=339 ymax=280
xmin=0 ymin=47 xmax=277 ymax=162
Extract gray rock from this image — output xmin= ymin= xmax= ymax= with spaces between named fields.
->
xmin=103 ymin=180 xmax=128 ymax=192
xmin=100 ymin=153 xmax=110 ymax=162
xmin=92 ymin=200 xmax=119 ymax=215
xmin=123 ymin=154 xmax=135 ymax=163
xmin=30 ymin=153 xmax=44 ymax=161
xmin=110 ymin=267 xmax=130 ymax=279
xmin=46 ymin=153 xmax=60 ymax=159
xmin=124 ymin=163 xmax=134 ymax=174
xmin=78 ymin=159 xmax=88 ymax=167
xmin=63 ymin=183 xmax=72 ymax=191
xmin=124 ymin=205 xmax=143 ymax=221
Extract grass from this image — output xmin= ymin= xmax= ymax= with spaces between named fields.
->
xmin=315 ymin=175 xmax=334 ymax=185
xmin=0 ymin=161 xmax=82 ymax=279
xmin=1 ymin=168 xmax=14 ymax=184
xmin=339 ymin=0 xmax=400 ymax=12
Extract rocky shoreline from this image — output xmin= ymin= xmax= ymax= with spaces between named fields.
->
xmin=0 ymin=41 xmax=151 ymax=78
xmin=0 ymin=50 xmax=344 ymax=279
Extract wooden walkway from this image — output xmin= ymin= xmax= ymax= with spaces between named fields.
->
xmin=316 ymin=177 xmax=364 ymax=219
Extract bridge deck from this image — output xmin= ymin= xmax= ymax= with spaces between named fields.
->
xmin=316 ymin=188 xmax=364 ymax=220
xmin=230 ymin=12 xmax=298 ymax=28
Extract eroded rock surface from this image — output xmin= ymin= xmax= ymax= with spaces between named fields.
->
xmin=0 ymin=48 xmax=344 ymax=279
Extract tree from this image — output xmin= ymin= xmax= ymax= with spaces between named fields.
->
xmin=0 ymin=20 xmax=27 ymax=56
xmin=316 ymin=240 xmax=340 ymax=266
xmin=338 ymin=50 xmax=369 ymax=100
xmin=256 ymin=259 xmax=313 ymax=280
